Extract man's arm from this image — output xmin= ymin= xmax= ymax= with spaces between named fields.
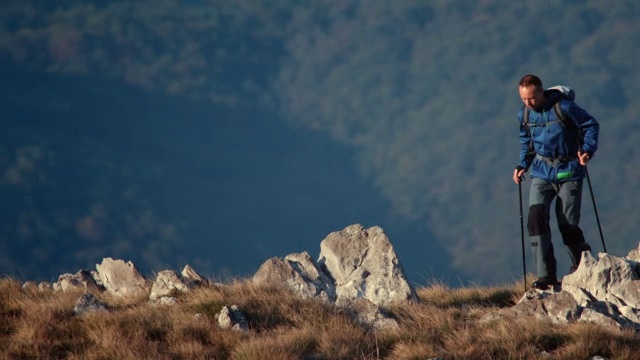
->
xmin=515 ymin=110 xmax=532 ymax=184
xmin=568 ymin=102 xmax=599 ymax=157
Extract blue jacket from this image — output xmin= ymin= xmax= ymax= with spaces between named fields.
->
xmin=518 ymin=91 xmax=599 ymax=183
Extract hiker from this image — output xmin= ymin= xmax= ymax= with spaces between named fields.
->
xmin=513 ymin=74 xmax=600 ymax=290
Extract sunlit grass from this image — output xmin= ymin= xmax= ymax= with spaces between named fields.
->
xmin=1 ymin=276 xmax=639 ymax=359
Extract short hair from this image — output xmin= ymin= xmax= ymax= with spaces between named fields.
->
xmin=519 ymin=74 xmax=543 ymax=90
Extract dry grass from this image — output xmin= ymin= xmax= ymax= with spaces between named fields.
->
xmin=1 ymin=276 xmax=640 ymax=359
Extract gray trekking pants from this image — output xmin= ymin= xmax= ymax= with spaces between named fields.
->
xmin=528 ymin=177 xmax=591 ymax=279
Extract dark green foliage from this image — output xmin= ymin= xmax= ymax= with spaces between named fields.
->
xmin=1 ymin=1 xmax=639 ymax=284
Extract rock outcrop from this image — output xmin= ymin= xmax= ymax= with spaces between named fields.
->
xmin=485 ymin=245 xmax=640 ymax=330
xmin=319 ymin=224 xmax=418 ymax=306
xmin=95 ymin=258 xmax=147 ymax=298
xmin=253 ymin=224 xmax=418 ymax=307
xmin=25 ymin=225 xmax=640 ymax=333
xmin=253 ymin=224 xmax=416 ymax=331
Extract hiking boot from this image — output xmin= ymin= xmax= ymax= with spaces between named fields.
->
xmin=532 ymin=277 xmax=560 ymax=290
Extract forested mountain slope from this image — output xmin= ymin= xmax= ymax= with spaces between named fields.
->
xmin=1 ymin=1 xmax=638 ymax=283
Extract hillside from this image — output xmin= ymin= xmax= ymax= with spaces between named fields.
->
xmin=1 ymin=1 xmax=639 ymax=284
xmin=3 ymin=276 xmax=640 ymax=359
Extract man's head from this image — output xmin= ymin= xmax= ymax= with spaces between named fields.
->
xmin=518 ymin=74 xmax=545 ymax=110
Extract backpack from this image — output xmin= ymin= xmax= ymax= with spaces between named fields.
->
xmin=522 ymin=85 xmax=583 ymax=154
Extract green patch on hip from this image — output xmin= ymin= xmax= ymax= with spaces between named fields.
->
xmin=557 ymin=171 xmax=574 ymax=180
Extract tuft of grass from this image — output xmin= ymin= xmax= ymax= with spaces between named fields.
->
xmin=1 ymin=276 xmax=640 ymax=359
xmin=230 ymin=327 xmax=316 ymax=360
xmin=416 ymin=279 xmax=520 ymax=309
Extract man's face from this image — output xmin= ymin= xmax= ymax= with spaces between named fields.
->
xmin=519 ymin=85 xmax=544 ymax=110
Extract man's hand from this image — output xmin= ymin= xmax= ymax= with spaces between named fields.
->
xmin=513 ymin=168 xmax=526 ymax=184
xmin=578 ymin=151 xmax=590 ymax=166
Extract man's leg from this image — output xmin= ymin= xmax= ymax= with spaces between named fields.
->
xmin=528 ymin=178 xmax=558 ymax=282
xmin=556 ymin=179 xmax=592 ymax=270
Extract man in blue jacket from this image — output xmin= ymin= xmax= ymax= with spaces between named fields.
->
xmin=513 ymin=74 xmax=599 ymax=290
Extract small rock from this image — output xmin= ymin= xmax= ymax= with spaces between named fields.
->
xmin=181 ymin=264 xmax=208 ymax=286
xmin=54 ymin=270 xmax=102 ymax=293
xmin=149 ymin=270 xmax=188 ymax=301
xmin=21 ymin=281 xmax=37 ymax=291
xmin=155 ymin=296 xmax=178 ymax=306
xmin=253 ymin=252 xmax=336 ymax=302
xmin=73 ymin=292 xmax=108 ymax=315
xmin=217 ymin=305 xmax=248 ymax=331
xmin=38 ymin=282 xmax=51 ymax=291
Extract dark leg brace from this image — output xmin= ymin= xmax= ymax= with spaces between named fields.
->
xmin=559 ymin=224 xmax=591 ymax=267
xmin=528 ymin=203 xmax=557 ymax=279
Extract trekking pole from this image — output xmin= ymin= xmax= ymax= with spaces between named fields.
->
xmin=518 ymin=180 xmax=527 ymax=292
xmin=584 ymin=165 xmax=606 ymax=253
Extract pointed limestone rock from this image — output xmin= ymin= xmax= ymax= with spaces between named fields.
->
xmin=318 ymin=224 xmax=418 ymax=306
xmin=96 ymin=258 xmax=147 ymax=298
xmin=181 ymin=264 xmax=208 ymax=287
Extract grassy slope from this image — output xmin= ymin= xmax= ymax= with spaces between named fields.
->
xmin=1 ymin=277 xmax=640 ymax=359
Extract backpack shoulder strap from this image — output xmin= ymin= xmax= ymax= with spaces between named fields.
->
xmin=522 ymin=105 xmax=534 ymax=154
xmin=553 ymin=100 xmax=581 ymax=139
xmin=522 ymin=104 xmax=530 ymax=131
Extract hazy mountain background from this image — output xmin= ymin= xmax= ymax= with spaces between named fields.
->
xmin=1 ymin=0 xmax=639 ymax=285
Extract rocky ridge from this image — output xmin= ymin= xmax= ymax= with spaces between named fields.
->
xmin=17 ymin=224 xmax=640 ymax=332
